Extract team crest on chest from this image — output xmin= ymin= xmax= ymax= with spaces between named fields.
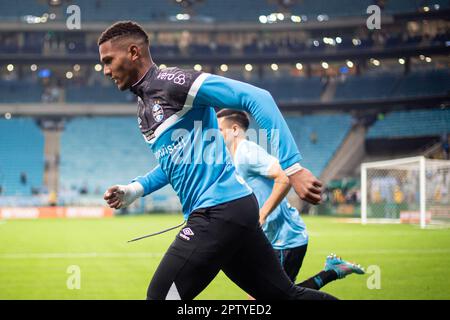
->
xmin=152 ymin=101 xmax=164 ymax=123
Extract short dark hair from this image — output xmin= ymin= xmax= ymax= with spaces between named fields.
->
xmin=98 ymin=21 xmax=149 ymax=46
xmin=216 ymin=109 xmax=250 ymax=131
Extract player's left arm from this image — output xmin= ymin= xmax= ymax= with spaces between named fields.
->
xmin=193 ymin=74 xmax=322 ymax=204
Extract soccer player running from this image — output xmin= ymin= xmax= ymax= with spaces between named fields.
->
xmin=217 ymin=109 xmax=365 ymax=291
xmin=99 ymin=21 xmax=336 ymax=300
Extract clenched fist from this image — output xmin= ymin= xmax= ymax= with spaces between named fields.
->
xmin=288 ymin=168 xmax=323 ymax=205
xmin=103 ymin=182 xmax=144 ymax=209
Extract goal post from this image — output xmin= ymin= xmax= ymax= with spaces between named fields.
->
xmin=361 ymin=156 xmax=450 ymax=228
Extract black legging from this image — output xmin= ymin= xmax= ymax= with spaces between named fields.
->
xmin=147 ymin=194 xmax=337 ymax=300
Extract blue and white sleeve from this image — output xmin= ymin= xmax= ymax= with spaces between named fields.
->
xmin=193 ymin=74 xmax=302 ymax=171
xmin=131 ymin=165 xmax=169 ymax=196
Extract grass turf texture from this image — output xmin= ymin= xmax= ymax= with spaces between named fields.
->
xmin=0 ymin=214 xmax=449 ymax=299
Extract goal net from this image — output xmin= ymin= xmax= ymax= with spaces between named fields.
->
xmin=361 ymin=156 xmax=450 ymax=228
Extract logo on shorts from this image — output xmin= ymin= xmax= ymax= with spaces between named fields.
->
xmin=179 ymin=227 xmax=194 ymax=241
xmin=152 ymin=103 xmax=164 ymax=123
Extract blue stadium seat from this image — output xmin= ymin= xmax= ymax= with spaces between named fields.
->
xmin=58 ymin=117 xmax=167 ymax=197
xmin=251 ymin=77 xmax=324 ymax=102
xmin=0 ymin=118 xmax=44 ymax=195
xmin=289 ymin=0 xmax=373 ymax=17
xmin=253 ymin=114 xmax=353 ymax=177
xmin=0 ymin=80 xmax=43 ymax=103
xmin=0 ymin=1 xmax=49 ymax=22
xmin=57 ymin=0 xmax=179 ymax=22
xmin=285 ymin=114 xmax=353 ymax=176
xmin=65 ymin=84 xmax=134 ymax=103
xmin=367 ymin=109 xmax=450 ymax=139
xmin=335 ymin=70 xmax=450 ymax=101
xmin=383 ymin=0 xmax=449 ymax=14
xmin=335 ymin=73 xmax=401 ymax=101
xmin=3 ymin=0 xmax=446 ymax=22
xmin=395 ymin=69 xmax=450 ymax=98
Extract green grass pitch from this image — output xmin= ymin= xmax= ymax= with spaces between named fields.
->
xmin=1 ymin=214 xmax=449 ymax=299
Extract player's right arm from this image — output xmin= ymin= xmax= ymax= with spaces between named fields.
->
xmin=259 ymin=160 xmax=291 ymax=226
xmin=239 ymin=143 xmax=291 ymax=225
xmin=104 ymin=165 xmax=169 ymax=209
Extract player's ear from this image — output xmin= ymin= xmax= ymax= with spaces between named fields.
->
xmin=232 ymin=124 xmax=239 ymax=137
xmin=129 ymin=44 xmax=140 ymax=62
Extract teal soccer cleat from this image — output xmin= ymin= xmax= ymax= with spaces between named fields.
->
xmin=324 ymin=253 xmax=365 ymax=279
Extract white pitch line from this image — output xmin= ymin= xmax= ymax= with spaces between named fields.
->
xmin=0 ymin=252 xmax=165 ymax=259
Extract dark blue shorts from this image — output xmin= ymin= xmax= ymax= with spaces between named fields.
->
xmin=275 ymin=244 xmax=308 ymax=283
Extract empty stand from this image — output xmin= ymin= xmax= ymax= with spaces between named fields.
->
xmin=0 ymin=80 xmax=43 ymax=103
xmin=284 ymin=113 xmax=353 ymax=176
xmin=0 ymin=118 xmax=44 ymax=195
xmin=59 ymin=117 xmax=156 ymax=191
xmin=367 ymin=109 xmax=450 ymax=139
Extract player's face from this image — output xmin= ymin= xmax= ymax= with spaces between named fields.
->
xmin=99 ymin=40 xmax=137 ymax=91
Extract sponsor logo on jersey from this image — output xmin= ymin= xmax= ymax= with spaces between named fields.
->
xmin=155 ymin=136 xmax=186 ymax=160
xmin=156 ymin=69 xmax=186 ymax=85
xmin=152 ymin=103 xmax=164 ymax=123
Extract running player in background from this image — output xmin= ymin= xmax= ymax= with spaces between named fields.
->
xmin=217 ymin=109 xmax=365 ymax=290
xmin=99 ymin=21 xmax=336 ymax=300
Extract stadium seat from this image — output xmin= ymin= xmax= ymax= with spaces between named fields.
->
xmin=394 ymin=69 xmax=450 ymax=98
xmin=251 ymin=77 xmax=324 ymax=102
xmin=335 ymin=70 xmax=450 ymax=101
xmin=58 ymin=117 xmax=174 ymax=203
xmin=282 ymin=114 xmax=352 ymax=176
xmin=0 ymin=80 xmax=43 ymax=103
xmin=383 ymin=0 xmax=449 ymax=14
xmin=0 ymin=118 xmax=44 ymax=195
xmin=3 ymin=0 xmax=447 ymax=23
xmin=335 ymin=73 xmax=401 ymax=101
xmin=65 ymin=84 xmax=134 ymax=103
xmin=367 ymin=109 xmax=450 ymax=139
